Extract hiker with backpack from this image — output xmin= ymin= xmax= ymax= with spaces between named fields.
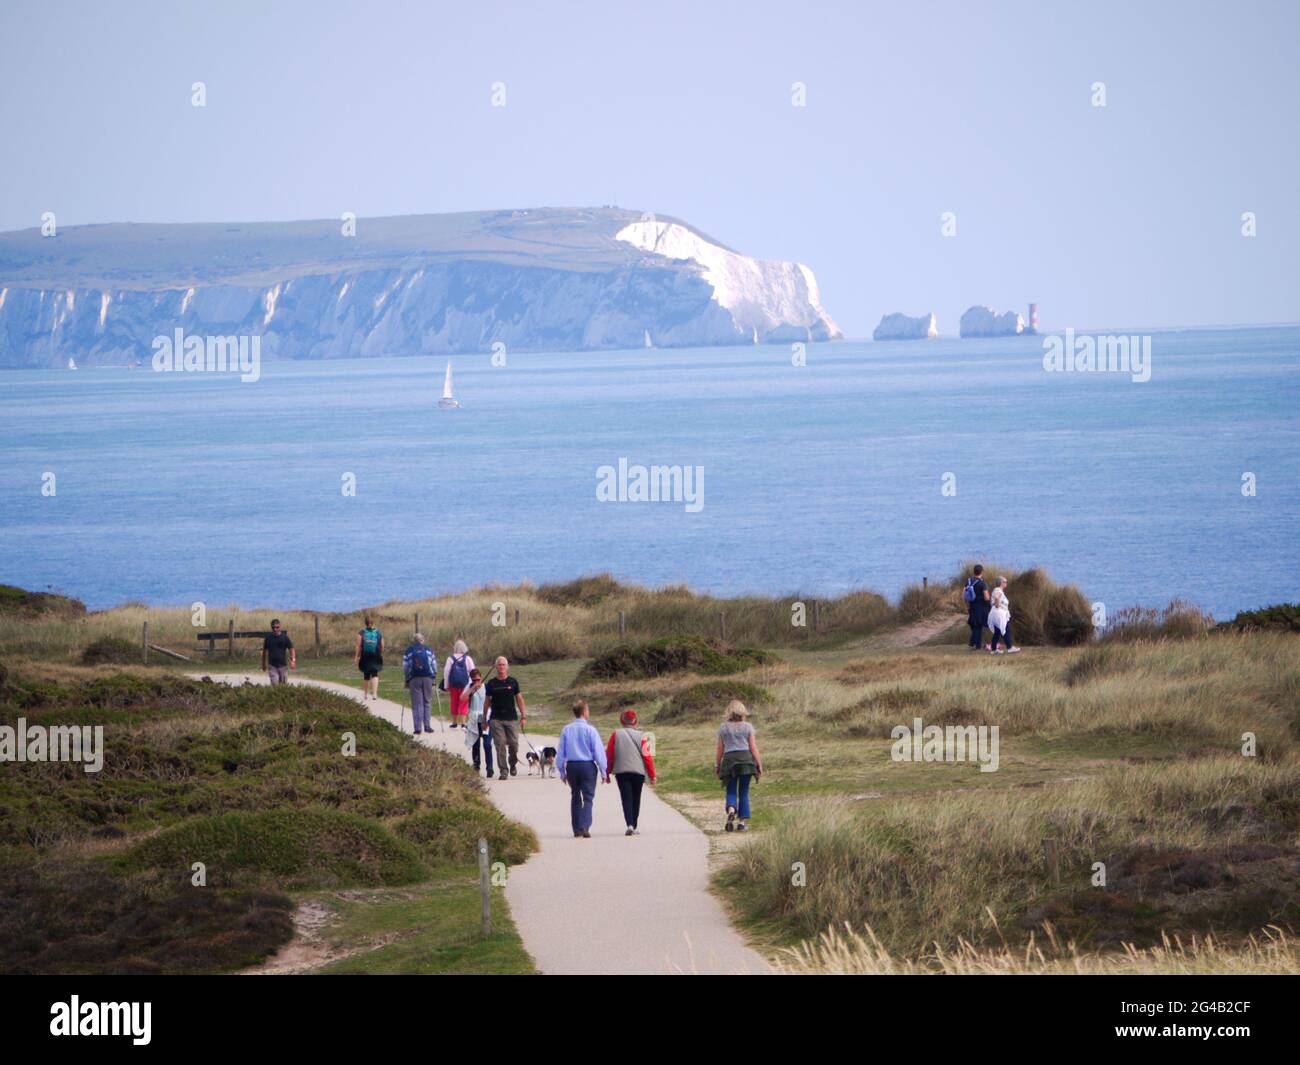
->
xmin=988 ymin=576 xmax=1020 ymax=654
xmin=442 ymin=640 xmax=476 ymax=730
xmin=463 ymin=668 xmax=494 ymax=776
xmin=354 ymin=616 xmax=385 ymax=699
xmin=402 ymin=633 xmax=439 ymax=733
xmin=605 ymin=708 xmax=656 ymax=836
xmin=964 ymin=565 xmax=991 ymax=651
xmin=716 ymin=700 xmax=762 ymax=833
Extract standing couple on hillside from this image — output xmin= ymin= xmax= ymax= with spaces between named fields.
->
xmin=965 ymin=564 xmax=1020 ymax=654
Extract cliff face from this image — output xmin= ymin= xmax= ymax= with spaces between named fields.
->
xmin=873 ymin=312 xmax=937 ymax=341
xmin=0 ymin=208 xmax=841 ymax=367
xmin=959 ymin=305 xmax=1025 ymax=338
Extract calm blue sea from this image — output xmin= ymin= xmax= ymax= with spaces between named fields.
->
xmin=1 ymin=327 xmax=1297 ymax=618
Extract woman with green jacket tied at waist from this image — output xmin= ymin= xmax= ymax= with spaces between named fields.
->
xmin=716 ymin=700 xmax=763 ymax=832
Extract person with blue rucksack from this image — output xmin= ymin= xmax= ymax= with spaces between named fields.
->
xmin=354 ymin=615 xmax=385 ymax=699
xmin=402 ymin=633 xmax=439 ymax=733
xmin=442 ymin=639 xmax=476 ymax=730
xmin=964 ymin=565 xmax=991 ymax=651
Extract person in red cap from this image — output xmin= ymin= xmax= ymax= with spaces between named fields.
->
xmin=605 ymin=708 xmax=657 ymax=835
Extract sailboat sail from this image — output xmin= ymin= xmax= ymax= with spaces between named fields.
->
xmin=438 ymin=360 xmax=461 ymax=408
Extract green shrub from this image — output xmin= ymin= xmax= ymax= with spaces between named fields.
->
xmin=576 ymin=636 xmax=769 ymax=683
xmin=1220 ymin=603 xmax=1300 ymax=635
xmin=536 ymin=573 xmax=625 ymax=607
xmin=81 ymin=636 xmax=142 ymax=665
xmin=656 ymin=680 xmax=772 ymax=723
xmin=0 ymin=584 xmax=86 ymax=618
xmin=394 ymin=807 xmax=536 ymax=866
xmin=117 ymin=808 xmax=428 ymax=889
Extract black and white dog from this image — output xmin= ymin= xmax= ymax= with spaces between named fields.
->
xmin=526 ymin=746 xmax=558 ymax=777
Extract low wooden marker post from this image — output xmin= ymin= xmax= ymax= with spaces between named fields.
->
xmin=227 ymin=619 xmax=235 ymax=659
xmin=618 ymin=611 xmax=626 ymax=638
xmin=719 ymin=612 xmax=727 ymax=642
xmin=142 ymin=621 xmax=149 ymax=665
xmin=1043 ymin=838 xmax=1061 ymax=886
xmin=415 ymin=612 xmax=421 ymax=637
xmin=478 ymin=837 xmax=492 ymax=937
xmin=314 ymin=614 xmax=321 ymax=658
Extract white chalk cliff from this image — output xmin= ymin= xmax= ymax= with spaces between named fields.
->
xmin=873 ymin=312 xmax=938 ymax=341
xmin=0 ymin=208 xmax=841 ymax=367
xmin=960 ymin=305 xmax=1025 ymax=338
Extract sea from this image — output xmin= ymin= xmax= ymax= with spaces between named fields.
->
xmin=1 ymin=326 xmax=1297 ymax=619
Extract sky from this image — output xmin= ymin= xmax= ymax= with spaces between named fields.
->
xmin=1 ymin=0 xmax=1297 ymax=336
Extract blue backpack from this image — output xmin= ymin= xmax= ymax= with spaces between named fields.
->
xmin=963 ymin=579 xmax=978 ymax=604
xmin=448 ymin=653 xmax=470 ymax=688
xmin=361 ymin=627 xmax=381 ymax=654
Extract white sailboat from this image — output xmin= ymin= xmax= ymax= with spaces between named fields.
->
xmin=67 ymin=357 xmax=77 ymax=370
xmin=438 ymin=360 xmax=460 ymax=408
xmin=644 ymin=329 xmax=653 ymax=349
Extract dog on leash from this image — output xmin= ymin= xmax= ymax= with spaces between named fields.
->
xmin=525 ymin=747 xmax=558 ymax=777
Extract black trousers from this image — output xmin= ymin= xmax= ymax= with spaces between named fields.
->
xmin=615 ymin=772 xmax=645 ymax=828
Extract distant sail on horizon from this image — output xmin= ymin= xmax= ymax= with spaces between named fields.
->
xmin=438 ymin=360 xmax=460 ymax=408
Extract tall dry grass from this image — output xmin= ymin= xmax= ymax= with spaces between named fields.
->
xmin=719 ymin=758 xmax=1300 ymax=957
xmin=773 ymin=923 xmax=1300 ymax=975
xmin=0 ymin=576 xmax=898 ymax=665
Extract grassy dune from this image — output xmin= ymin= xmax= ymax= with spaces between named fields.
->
xmin=0 ymin=663 xmax=535 ymax=974
xmin=3 ymin=571 xmax=1297 ymax=976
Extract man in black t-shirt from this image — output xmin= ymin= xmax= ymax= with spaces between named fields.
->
xmin=261 ymin=619 xmax=296 ymax=684
xmin=966 ymin=566 xmax=990 ymax=650
xmin=485 ymin=656 xmax=526 ymax=780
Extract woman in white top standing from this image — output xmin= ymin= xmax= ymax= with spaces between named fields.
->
xmin=443 ymin=640 xmax=475 ymax=729
xmin=988 ymin=577 xmax=1020 ymax=654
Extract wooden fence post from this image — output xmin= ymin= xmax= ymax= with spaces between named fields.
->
xmin=415 ymin=611 xmax=421 ymax=637
xmin=813 ymin=600 xmax=821 ymax=632
xmin=618 ymin=611 xmax=626 ymax=638
xmin=314 ymin=614 xmax=321 ymax=658
xmin=478 ymin=837 xmax=492 ymax=937
xmin=1043 ymin=838 xmax=1061 ymax=886
xmin=923 ymin=576 xmax=928 ymax=591
xmin=227 ymin=619 xmax=235 ymax=659
xmin=142 ymin=621 xmax=149 ymax=664
xmin=514 ymin=608 xmax=520 ymax=627
xmin=718 ymin=612 xmax=727 ymax=642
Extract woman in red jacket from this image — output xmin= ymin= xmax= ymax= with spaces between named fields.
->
xmin=605 ymin=709 xmax=656 ymax=836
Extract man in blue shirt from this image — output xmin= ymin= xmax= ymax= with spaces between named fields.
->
xmin=556 ymin=698 xmax=609 ymax=838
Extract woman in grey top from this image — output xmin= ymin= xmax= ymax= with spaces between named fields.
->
xmin=715 ymin=700 xmax=763 ymax=832
xmin=606 ymin=709 xmax=657 ymax=835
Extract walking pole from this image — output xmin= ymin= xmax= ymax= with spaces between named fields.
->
xmin=434 ymin=683 xmax=444 ymax=733
xmin=400 ymin=680 xmax=407 ymax=733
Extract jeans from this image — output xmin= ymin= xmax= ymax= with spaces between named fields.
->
xmin=566 ymin=760 xmax=598 ymax=833
xmin=725 ymin=773 xmax=752 ymax=820
xmin=491 ymin=719 xmax=520 ymax=777
xmin=267 ymin=666 xmax=289 ymax=685
xmin=990 ymin=621 xmax=1014 ymax=651
xmin=471 ymin=729 xmax=494 ymax=776
xmin=968 ymin=619 xmax=987 ymax=648
xmin=408 ymin=677 xmax=434 ymax=732
xmin=615 ymin=772 xmax=645 ymax=829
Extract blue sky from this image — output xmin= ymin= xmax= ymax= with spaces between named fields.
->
xmin=1 ymin=0 xmax=1296 ymax=335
